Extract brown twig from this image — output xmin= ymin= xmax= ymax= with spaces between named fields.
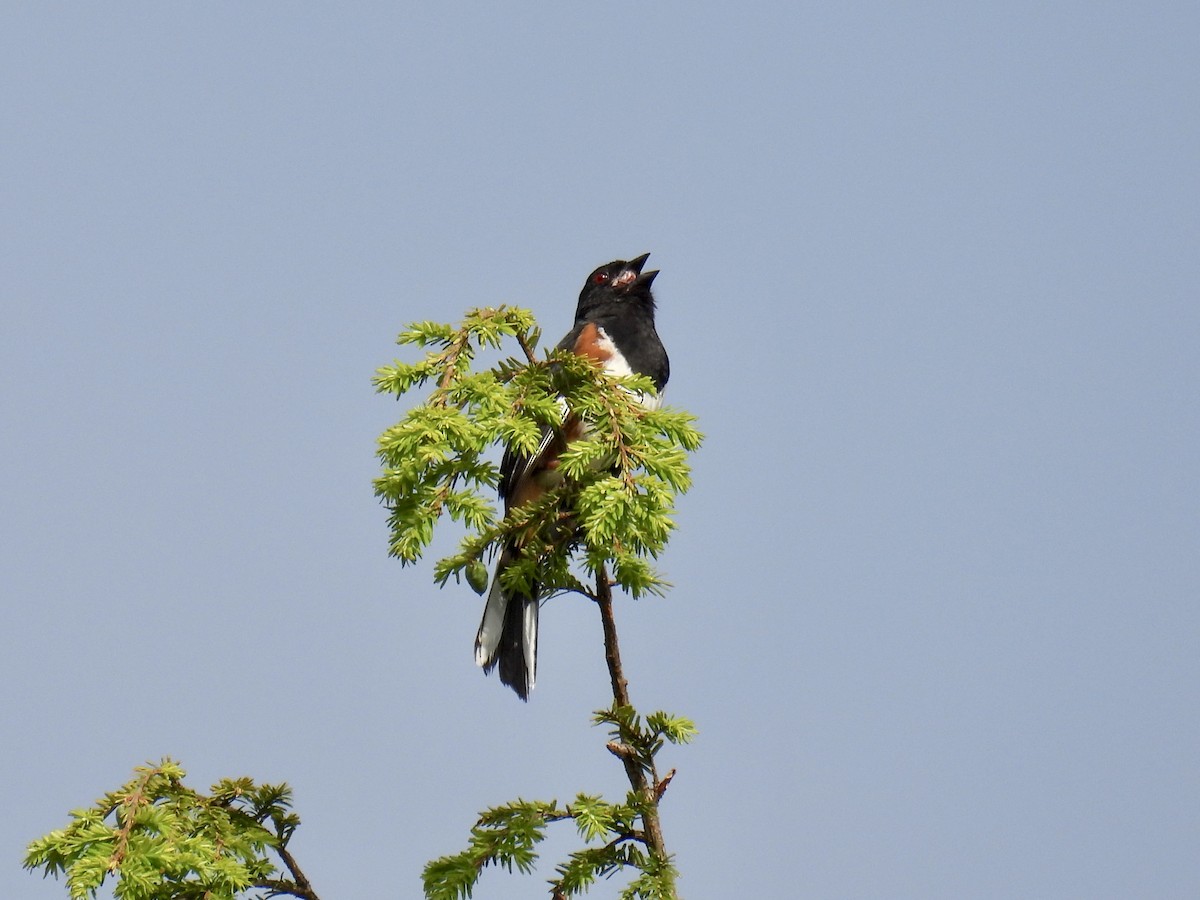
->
xmin=595 ymin=378 xmax=640 ymax=491
xmin=275 ymin=843 xmax=320 ymax=900
xmin=515 ymin=327 xmax=540 ymax=365
xmin=594 ymin=566 xmax=672 ymax=888
xmin=654 ymin=768 xmax=677 ymax=802
xmin=432 ymin=330 xmax=472 ymax=402
xmin=251 ymin=831 xmax=321 ymax=900
xmin=108 ymin=765 xmax=162 ymax=871
xmin=596 ymin=568 xmax=631 ymax=708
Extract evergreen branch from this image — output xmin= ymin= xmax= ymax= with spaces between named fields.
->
xmin=24 ymin=760 xmax=318 ymax=900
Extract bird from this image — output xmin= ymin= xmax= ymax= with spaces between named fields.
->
xmin=474 ymin=253 xmax=670 ymax=700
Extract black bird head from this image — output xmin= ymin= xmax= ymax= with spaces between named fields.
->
xmin=575 ymin=252 xmax=658 ymax=320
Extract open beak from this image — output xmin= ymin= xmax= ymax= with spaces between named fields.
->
xmin=614 ymin=252 xmax=658 ymax=290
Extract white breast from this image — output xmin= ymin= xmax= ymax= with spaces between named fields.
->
xmin=594 ymin=326 xmax=664 ymax=411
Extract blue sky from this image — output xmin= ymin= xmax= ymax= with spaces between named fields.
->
xmin=3 ymin=3 xmax=1198 ymax=898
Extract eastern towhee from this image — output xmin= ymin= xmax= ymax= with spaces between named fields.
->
xmin=474 ymin=253 xmax=669 ymax=700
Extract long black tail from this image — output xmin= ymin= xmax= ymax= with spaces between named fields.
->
xmin=474 ymin=547 xmax=539 ymax=700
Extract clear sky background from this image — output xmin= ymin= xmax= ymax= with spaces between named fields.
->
xmin=3 ymin=4 xmax=1197 ymax=898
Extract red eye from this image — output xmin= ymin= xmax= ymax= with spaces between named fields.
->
xmin=592 ymin=271 xmax=609 ymax=285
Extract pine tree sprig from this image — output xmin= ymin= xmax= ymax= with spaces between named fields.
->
xmin=373 ymin=307 xmax=703 ymax=604
xmin=24 ymin=759 xmax=318 ymax=900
